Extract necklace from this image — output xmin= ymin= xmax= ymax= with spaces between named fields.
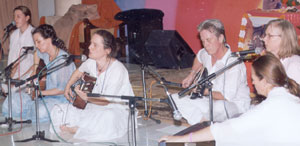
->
xmin=50 ymin=47 xmax=59 ymax=61
xmin=98 ymin=57 xmax=111 ymax=94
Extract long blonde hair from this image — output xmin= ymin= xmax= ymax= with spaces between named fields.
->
xmin=266 ymin=19 xmax=300 ymax=59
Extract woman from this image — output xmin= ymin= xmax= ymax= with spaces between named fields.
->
xmin=3 ymin=24 xmax=76 ymax=122
xmin=2 ymin=6 xmax=34 ymax=92
xmin=160 ymin=52 xmax=300 ymax=145
xmin=263 ymin=19 xmax=300 ymax=84
xmin=50 ymin=30 xmax=134 ymax=142
xmin=30 ymin=24 xmax=76 ymax=122
xmin=2 ymin=6 xmax=35 ymax=118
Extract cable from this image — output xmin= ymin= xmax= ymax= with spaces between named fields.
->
xmin=0 ymin=48 xmax=24 ymax=136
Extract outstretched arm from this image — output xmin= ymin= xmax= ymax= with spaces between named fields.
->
xmin=159 ymin=126 xmax=214 ymax=143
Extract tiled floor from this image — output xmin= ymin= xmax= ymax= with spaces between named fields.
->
xmin=0 ymin=56 xmax=192 ymax=146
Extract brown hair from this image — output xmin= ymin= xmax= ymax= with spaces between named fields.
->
xmin=93 ymin=30 xmax=116 ymax=57
xmin=14 ymin=5 xmax=32 ymax=24
xmin=32 ymin=24 xmax=67 ymax=51
xmin=266 ymin=19 xmax=300 ymax=59
xmin=252 ymin=52 xmax=300 ymax=97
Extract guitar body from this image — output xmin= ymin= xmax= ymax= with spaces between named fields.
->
xmin=31 ymin=59 xmax=46 ymax=100
xmin=71 ymin=72 xmax=96 ymax=109
xmin=190 ymin=67 xmax=208 ymax=99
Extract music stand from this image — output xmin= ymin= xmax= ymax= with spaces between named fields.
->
xmin=178 ymin=56 xmax=246 ymax=124
xmin=0 ymin=49 xmax=32 ymax=131
xmin=15 ymin=81 xmax=58 ymax=142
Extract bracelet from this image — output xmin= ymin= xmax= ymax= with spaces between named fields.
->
xmin=189 ymin=132 xmax=193 ymax=143
xmin=34 ymin=64 xmax=39 ymax=66
xmin=190 ymin=70 xmax=197 ymax=74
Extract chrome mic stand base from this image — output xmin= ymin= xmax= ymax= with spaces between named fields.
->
xmin=0 ymin=118 xmax=32 ymax=131
xmin=15 ymin=131 xmax=58 ymax=142
xmin=15 ymin=82 xmax=58 ymax=143
xmin=0 ymin=78 xmax=32 ymax=131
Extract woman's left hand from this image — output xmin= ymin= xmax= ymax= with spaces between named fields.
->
xmin=74 ymin=86 xmax=88 ymax=101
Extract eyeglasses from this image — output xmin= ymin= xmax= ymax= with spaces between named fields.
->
xmin=262 ymin=33 xmax=281 ymax=39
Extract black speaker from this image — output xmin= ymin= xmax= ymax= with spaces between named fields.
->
xmin=115 ymin=9 xmax=164 ymax=64
xmin=145 ymin=30 xmax=195 ymax=69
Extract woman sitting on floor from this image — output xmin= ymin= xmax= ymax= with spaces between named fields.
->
xmin=50 ymin=30 xmax=134 ymax=142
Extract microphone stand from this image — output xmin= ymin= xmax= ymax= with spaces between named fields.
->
xmin=15 ymin=56 xmax=69 ymax=87
xmin=15 ymin=56 xmax=68 ymax=143
xmin=15 ymin=81 xmax=59 ymax=142
xmin=0 ymin=50 xmax=32 ymax=131
xmin=87 ymin=93 xmax=167 ymax=146
xmin=178 ymin=56 xmax=246 ymax=124
xmin=146 ymin=66 xmax=182 ymax=121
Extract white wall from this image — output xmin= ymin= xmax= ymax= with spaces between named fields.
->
xmin=38 ymin=0 xmax=55 ymax=18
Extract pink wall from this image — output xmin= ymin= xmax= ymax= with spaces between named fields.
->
xmin=145 ymin=0 xmax=178 ymax=30
xmin=145 ymin=0 xmax=261 ymax=53
xmin=176 ymin=0 xmax=214 ymax=53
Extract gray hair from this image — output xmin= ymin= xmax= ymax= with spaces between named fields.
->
xmin=197 ymin=19 xmax=226 ymax=43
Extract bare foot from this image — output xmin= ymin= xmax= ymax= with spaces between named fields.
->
xmin=60 ymin=125 xmax=78 ymax=134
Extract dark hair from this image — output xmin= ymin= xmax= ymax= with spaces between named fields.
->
xmin=14 ymin=5 xmax=32 ymax=24
xmin=32 ymin=24 xmax=67 ymax=51
xmin=197 ymin=19 xmax=226 ymax=44
xmin=93 ymin=30 xmax=116 ymax=57
xmin=252 ymin=52 xmax=300 ymax=97
xmin=266 ymin=19 xmax=300 ymax=58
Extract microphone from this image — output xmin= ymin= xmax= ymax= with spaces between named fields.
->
xmin=4 ymin=21 xmax=16 ymax=32
xmin=168 ymin=95 xmax=182 ymax=121
xmin=164 ymin=89 xmax=182 ymax=121
xmin=231 ymin=47 xmax=263 ymax=57
xmin=68 ymin=54 xmax=87 ymax=61
xmin=64 ymin=54 xmax=87 ymax=66
xmin=22 ymin=46 xmax=34 ymax=51
xmin=161 ymin=78 xmax=182 ymax=88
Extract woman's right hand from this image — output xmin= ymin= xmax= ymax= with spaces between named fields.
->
xmin=182 ymin=73 xmax=195 ymax=88
xmin=64 ymin=86 xmax=73 ymax=103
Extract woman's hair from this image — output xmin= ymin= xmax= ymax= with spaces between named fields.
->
xmin=197 ymin=19 xmax=226 ymax=44
xmin=13 ymin=5 xmax=32 ymax=24
xmin=93 ymin=30 xmax=116 ymax=57
xmin=266 ymin=19 xmax=300 ymax=58
xmin=252 ymin=52 xmax=300 ymax=97
xmin=32 ymin=24 xmax=67 ymax=51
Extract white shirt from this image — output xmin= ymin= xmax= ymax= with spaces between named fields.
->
xmin=211 ymin=87 xmax=300 ymax=146
xmin=196 ymin=46 xmax=251 ymax=114
xmin=8 ymin=25 xmax=35 ymax=79
xmin=281 ymin=55 xmax=300 ymax=85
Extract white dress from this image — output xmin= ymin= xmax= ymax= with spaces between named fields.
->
xmin=50 ymin=59 xmax=134 ymax=142
xmin=210 ymin=87 xmax=300 ymax=146
xmin=173 ymin=45 xmax=251 ymax=125
xmin=3 ymin=25 xmax=35 ymax=92
xmin=280 ymin=55 xmax=300 ymax=85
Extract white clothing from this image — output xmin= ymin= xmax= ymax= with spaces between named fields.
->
xmin=173 ymin=46 xmax=250 ymax=125
xmin=281 ymin=55 xmax=300 ymax=84
xmin=210 ymin=87 xmax=300 ymax=146
xmin=8 ymin=25 xmax=35 ymax=79
xmin=3 ymin=25 xmax=35 ymax=93
xmin=50 ymin=59 xmax=134 ymax=142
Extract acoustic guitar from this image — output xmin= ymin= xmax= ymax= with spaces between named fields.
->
xmin=29 ymin=59 xmax=46 ymax=100
xmin=190 ymin=67 xmax=208 ymax=99
xmin=71 ymin=72 xmax=96 ymax=109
